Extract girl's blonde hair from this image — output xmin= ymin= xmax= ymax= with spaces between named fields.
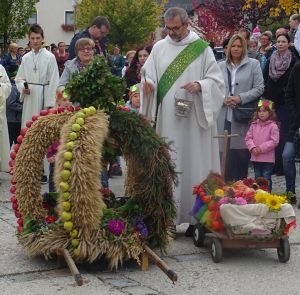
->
xmin=226 ymin=34 xmax=247 ymax=64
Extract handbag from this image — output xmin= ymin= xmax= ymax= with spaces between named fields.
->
xmin=227 ymin=69 xmax=257 ymax=123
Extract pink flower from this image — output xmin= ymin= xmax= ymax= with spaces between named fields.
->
xmin=234 ymin=197 xmax=247 ymax=205
xmin=107 ymin=219 xmax=125 ymax=236
xmin=219 ymin=197 xmax=230 ymax=205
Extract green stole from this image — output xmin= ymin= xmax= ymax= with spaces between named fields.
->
xmin=157 ymin=38 xmax=208 ymax=107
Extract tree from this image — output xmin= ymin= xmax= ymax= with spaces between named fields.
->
xmin=247 ymin=0 xmax=300 ymax=16
xmin=75 ymin=0 xmax=165 ymax=50
xmin=0 ymin=0 xmax=38 ymax=54
xmin=191 ymin=0 xmax=245 ymax=45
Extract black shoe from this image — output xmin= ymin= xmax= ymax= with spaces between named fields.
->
xmin=185 ymin=224 xmax=194 ymax=237
xmin=40 ymin=175 xmax=48 ymax=184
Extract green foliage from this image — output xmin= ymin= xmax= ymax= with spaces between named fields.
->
xmin=0 ymin=0 xmax=38 ymax=53
xmin=64 ymin=56 xmax=126 ymax=112
xmin=75 ymin=0 xmax=165 ymax=50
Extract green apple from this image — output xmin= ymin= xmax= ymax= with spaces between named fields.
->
xmin=61 ymin=211 xmax=72 ymax=221
xmin=63 ymin=192 xmax=71 ymax=200
xmin=61 ymin=169 xmax=71 ymax=181
xmin=66 ymin=141 xmax=75 ymax=150
xmin=70 ymin=229 xmax=78 ymax=238
xmin=69 ymin=132 xmax=77 ymax=141
xmin=89 ymin=106 xmax=96 ymax=115
xmin=71 ymin=239 xmax=79 ymax=248
xmin=83 ymin=108 xmax=91 ymax=116
xmin=60 ymin=181 xmax=70 ymax=192
xmin=63 ymin=161 xmax=72 ymax=170
xmin=63 ymin=151 xmax=73 ymax=161
xmin=76 ymin=111 xmax=85 ymax=118
xmin=73 ymin=248 xmax=80 ymax=256
xmin=64 ymin=221 xmax=73 ymax=231
xmin=63 ymin=201 xmax=71 ymax=211
xmin=72 ymin=123 xmax=81 ymax=132
xmin=76 ymin=117 xmax=85 ymax=125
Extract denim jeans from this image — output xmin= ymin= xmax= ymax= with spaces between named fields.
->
xmin=282 ymin=141 xmax=296 ymax=193
xmin=252 ymin=162 xmax=274 ymax=191
xmin=100 ymin=166 xmax=109 ymax=188
xmin=49 ymin=162 xmax=55 ymax=192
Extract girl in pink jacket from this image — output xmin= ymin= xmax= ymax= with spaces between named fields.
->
xmin=245 ymin=100 xmax=279 ymax=191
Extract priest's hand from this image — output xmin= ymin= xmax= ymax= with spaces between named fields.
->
xmin=142 ymin=81 xmax=154 ymax=94
xmin=23 ymin=88 xmax=30 ymax=95
xmin=181 ymin=82 xmax=201 ymax=93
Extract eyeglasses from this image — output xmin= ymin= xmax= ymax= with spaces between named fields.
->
xmin=164 ymin=24 xmax=184 ymax=33
xmin=79 ymin=47 xmax=94 ymax=52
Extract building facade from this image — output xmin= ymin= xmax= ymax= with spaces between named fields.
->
xmin=18 ymin=0 xmax=76 ymax=47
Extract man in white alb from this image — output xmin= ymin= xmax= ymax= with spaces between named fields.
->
xmin=16 ymin=24 xmax=59 ymax=127
xmin=140 ymin=7 xmax=225 ymax=235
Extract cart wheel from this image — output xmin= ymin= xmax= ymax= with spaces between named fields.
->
xmin=193 ymin=223 xmax=205 ymax=247
xmin=277 ymin=238 xmax=290 ymax=263
xmin=211 ymin=238 xmax=222 ymax=263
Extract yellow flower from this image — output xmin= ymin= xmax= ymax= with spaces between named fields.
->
xmin=255 ymin=191 xmax=268 ymax=204
xmin=278 ymin=195 xmax=287 ymax=204
xmin=214 ymin=189 xmax=224 ymax=197
xmin=266 ymin=195 xmax=282 ymax=211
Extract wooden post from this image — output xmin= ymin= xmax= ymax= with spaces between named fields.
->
xmin=214 ymin=130 xmax=238 ymax=178
xmin=141 ymin=250 xmax=149 ymax=271
xmin=56 ymin=248 xmax=83 ymax=286
xmin=143 ymin=245 xmax=178 ymax=282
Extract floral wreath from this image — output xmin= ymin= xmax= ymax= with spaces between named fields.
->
xmin=10 ymin=106 xmax=176 ymax=268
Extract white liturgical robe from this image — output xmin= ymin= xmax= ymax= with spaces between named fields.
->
xmin=0 ymin=65 xmax=12 ymax=172
xmin=140 ymin=31 xmax=225 ymax=224
xmin=15 ymin=48 xmax=59 ymax=127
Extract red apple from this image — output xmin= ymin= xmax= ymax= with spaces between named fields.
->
xmin=32 ymin=115 xmax=39 ymax=121
xmin=15 ymin=211 xmax=21 ymax=218
xmin=9 ymin=168 xmax=14 ymax=175
xmin=17 ymin=219 xmax=23 ymax=226
xmin=40 ymin=109 xmax=49 ymax=116
xmin=12 ymin=203 xmax=18 ymax=210
xmin=10 ymin=178 xmax=16 ymax=185
xmin=16 ymin=135 xmax=23 ymax=143
xmin=75 ymin=106 xmax=81 ymax=111
xmin=9 ymin=160 xmax=14 ymax=167
xmin=20 ymin=127 xmax=28 ymax=136
xmin=57 ymin=107 xmax=65 ymax=113
xmin=17 ymin=226 xmax=23 ymax=233
xmin=10 ymin=196 xmax=17 ymax=203
xmin=10 ymin=151 xmax=16 ymax=160
xmin=13 ymin=144 xmax=20 ymax=152
xmin=48 ymin=108 xmax=57 ymax=114
xmin=10 ymin=186 xmax=16 ymax=194
xmin=26 ymin=121 xmax=33 ymax=128
xmin=67 ymin=106 xmax=75 ymax=112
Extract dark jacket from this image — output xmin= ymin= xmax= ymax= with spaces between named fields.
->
xmin=263 ymin=51 xmax=296 ymax=106
xmin=285 ymin=62 xmax=300 ymax=141
xmin=68 ymin=29 xmax=107 ymax=60
xmin=6 ymin=83 xmax=22 ymax=122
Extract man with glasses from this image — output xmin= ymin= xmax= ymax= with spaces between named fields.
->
xmin=140 ymin=7 xmax=225 ymax=236
xmin=68 ymin=16 xmax=110 ymax=60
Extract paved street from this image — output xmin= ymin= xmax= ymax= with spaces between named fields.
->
xmin=1 ymin=169 xmax=300 ymax=295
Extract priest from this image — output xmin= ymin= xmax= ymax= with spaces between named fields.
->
xmin=0 ymin=65 xmax=12 ymax=172
xmin=15 ymin=24 xmax=59 ymax=127
xmin=140 ymin=7 xmax=225 ymax=234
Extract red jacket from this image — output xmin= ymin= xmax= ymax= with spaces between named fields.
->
xmin=245 ymin=119 xmax=279 ymax=163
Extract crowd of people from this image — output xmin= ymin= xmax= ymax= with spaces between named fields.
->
xmin=0 ymin=7 xmax=300 ymax=235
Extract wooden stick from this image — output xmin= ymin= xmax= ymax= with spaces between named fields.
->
xmin=57 ymin=248 xmax=83 ymax=286
xmin=143 ymin=245 xmax=178 ymax=282
xmin=214 ymin=130 xmax=238 ymax=179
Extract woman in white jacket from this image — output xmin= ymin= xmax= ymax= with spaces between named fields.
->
xmin=0 ymin=64 xmax=12 ymax=172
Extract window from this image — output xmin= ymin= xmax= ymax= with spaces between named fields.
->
xmin=28 ymin=12 xmax=37 ymax=25
xmin=65 ymin=11 xmax=74 ymax=25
